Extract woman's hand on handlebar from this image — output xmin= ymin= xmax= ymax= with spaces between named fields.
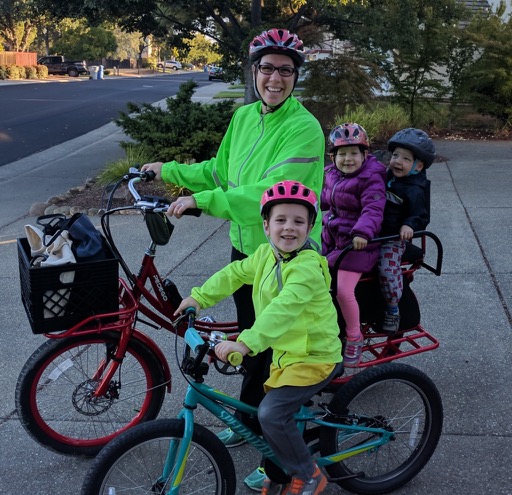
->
xmin=174 ymin=296 xmax=201 ymax=317
xmin=215 ymin=341 xmax=250 ymax=363
xmin=168 ymin=196 xmax=198 ymax=218
xmin=140 ymin=162 xmax=164 ymax=180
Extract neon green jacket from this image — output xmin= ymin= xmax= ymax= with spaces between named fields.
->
xmin=161 ymin=96 xmax=325 ymax=255
xmin=191 ymin=244 xmax=342 ymax=369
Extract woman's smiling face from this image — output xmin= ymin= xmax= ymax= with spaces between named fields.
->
xmin=255 ymin=53 xmax=296 ymax=111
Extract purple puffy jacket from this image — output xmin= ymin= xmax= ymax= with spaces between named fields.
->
xmin=321 ymin=155 xmax=386 ymax=272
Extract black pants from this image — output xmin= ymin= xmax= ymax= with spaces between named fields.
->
xmin=231 ymin=247 xmax=272 ymax=434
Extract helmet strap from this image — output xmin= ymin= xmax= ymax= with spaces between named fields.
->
xmin=407 ymin=159 xmax=420 ymax=176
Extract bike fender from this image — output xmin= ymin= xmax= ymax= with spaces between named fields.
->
xmin=131 ymin=329 xmax=172 ymax=393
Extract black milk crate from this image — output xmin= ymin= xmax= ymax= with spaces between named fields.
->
xmin=17 ymin=237 xmax=119 ymax=334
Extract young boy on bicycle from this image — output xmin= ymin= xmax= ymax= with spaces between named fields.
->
xmin=175 ymin=180 xmax=342 ymax=495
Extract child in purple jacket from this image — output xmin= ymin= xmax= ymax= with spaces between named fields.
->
xmin=321 ymin=123 xmax=386 ymax=366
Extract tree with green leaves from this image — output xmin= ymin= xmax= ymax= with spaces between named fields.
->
xmin=458 ymin=1 xmax=512 ymax=127
xmin=343 ymin=0 xmax=467 ymax=124
xmin=51 ymin=21 xmax=117 ymax=61
xmin=0 ymin=0 xmax=41 ymax=51
xmin=33 ymin=0 xmax=359 ymax=103
xmin=183 ymin=33 xmax=221 ymax=68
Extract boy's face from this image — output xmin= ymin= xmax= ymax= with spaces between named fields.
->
xmin=332 ymin=145 xmax=366 ymax=174
xmin=264 ymin=203 xmax=312 ymax=253
xmin=389 ymin=146 xmax=424 ymax=177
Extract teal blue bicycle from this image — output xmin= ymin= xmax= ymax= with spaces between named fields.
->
xmin=81 ymin=309 xmax=443 ymax=495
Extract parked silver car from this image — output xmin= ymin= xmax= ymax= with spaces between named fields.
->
xmin=157 ymin=60 xmax=182 ymax=71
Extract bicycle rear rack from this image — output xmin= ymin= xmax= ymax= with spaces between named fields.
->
xmin=330 ymin=324 xmax=439 ymax=385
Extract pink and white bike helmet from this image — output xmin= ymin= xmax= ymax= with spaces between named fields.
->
xmin=249 ymin=28 xmax=306 ymax=67
xmin=329 ymin=123 xmax=370 ymax=151
xmin=261 ymin=180 xmax=318 ymax=222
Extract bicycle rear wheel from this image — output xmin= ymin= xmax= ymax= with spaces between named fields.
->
xmin=81 ymin=418 xmax=236 ymax=495
xmin=15 ymin=331 xmax=167 ymax=456
xmin=319 ymin=362 xmax=443 ymax=494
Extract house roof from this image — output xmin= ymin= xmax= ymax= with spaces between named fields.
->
xmin=460 ymin=0 xmax=490 ymax=13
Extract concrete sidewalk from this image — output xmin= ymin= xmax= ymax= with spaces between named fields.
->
xmin=1 ymin=90 xmax=512 ymax=493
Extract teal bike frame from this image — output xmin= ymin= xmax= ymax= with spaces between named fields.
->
xmin=158 ymin=327 xmax=395 ymax=494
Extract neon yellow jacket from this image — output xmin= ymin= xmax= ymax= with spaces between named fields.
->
xmin=161 ymin=96 xmax=325 ymax=255
xmin=191 ymin=244 xmax=342 ymax=370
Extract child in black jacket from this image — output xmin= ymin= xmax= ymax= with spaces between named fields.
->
xmin=378 ymin=128 xmax=435 ymax=333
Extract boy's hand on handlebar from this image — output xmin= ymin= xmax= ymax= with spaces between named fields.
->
xmin=174 ymin=296 xmax=201 ymax=317
xmin=399 ymin=225 xmax=414 ymax=240
xmin=140 ymin=162 xmax=164 ymax=180
xmin=168 ymin=196 xmax=198 ymax=218
xmin=352 ymin=236 xmax=368 ymax=250
xmin=215 ymin=341 xmax=250 ymax=363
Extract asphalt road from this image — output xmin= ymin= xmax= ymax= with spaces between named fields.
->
xmin=0 ymin=71 xmax=210 ymax=166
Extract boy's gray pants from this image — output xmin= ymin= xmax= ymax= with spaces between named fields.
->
xmin=257 ymin=363 xmax=342 ymax=481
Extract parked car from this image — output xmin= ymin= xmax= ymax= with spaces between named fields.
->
xmin=37 ymin=56 xmax=88 ymax=77
xmin=157 ymin=60 xmax=182 ymax=71
xmin=208 ymin=66 xmax=224 ymax=81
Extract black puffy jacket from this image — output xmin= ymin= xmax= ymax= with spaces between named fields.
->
xmin=380 ymin=169 xmax=430 ymax=236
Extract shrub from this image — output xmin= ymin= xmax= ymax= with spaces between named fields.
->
xmin=332 ymin=103 xmax=410 ymax=149
xmin=97 ymin=145 xmax=157 ymax=185
xmin=0 ymin=65 xmax=7 ymax=80
xmin=98 ymin=145 xmax=187 ymax=197
xmin=25 ymin=66 xmax=38 ymax=79
xmin=6 ymin=65 xmax=24 ymax=80
xmin=115 ymin=80 xmax=234 ymax=164
xmin=36 ymin=64 xmax=48 ymax=79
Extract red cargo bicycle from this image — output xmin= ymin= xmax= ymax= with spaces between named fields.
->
xmin=15 ymin=168 xmax=443 ymax=456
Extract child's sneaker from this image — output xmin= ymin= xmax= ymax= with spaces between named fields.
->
xmin=216 ymin=428 xmax=246 ymax=448
xmin=244 ymin=467 xmax=267 ymax=491
xmin=343 ymin=337 xmax=364 ymax=368
xmin=261 ymin=477 xmax=285 ymax=495
xmin=382 ymin=311 xmax=400 ymax=334
xmin=282 ymin=465 xmax=327 ymax=495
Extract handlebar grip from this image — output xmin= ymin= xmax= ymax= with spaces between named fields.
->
xmin=182 ymin=208 xmax=202 ymax=217
xmin=142 ymin=170 xmax=156 ymax=182
xmin=227 ymin=352 xmax=243 ymax=367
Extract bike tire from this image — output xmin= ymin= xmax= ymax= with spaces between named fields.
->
xmin=81 ymin=418 xmax=237 ymax=495
xmin=15 ymin=331 xmax=167 ymax=456
xmin=319 ymin=362 xmax=443 ymax=495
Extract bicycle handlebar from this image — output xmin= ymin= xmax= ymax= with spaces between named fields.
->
xmin=125 ymin=167 xmax=202 ymax=217
xmin=183 ymin=308 xmax=242 ymax=367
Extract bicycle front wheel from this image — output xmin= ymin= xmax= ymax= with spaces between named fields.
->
xmin=81 ymin=418 xmax=237 ymax=495
xmin=15 ymin=331 xmax=167 ymax=456
xmin=319 ymin=362 xmax=443 ymax=495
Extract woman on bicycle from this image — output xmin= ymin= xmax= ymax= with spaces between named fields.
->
xmin=175 ymin=181 xmax=341 ymax=495
xmin=142 ymin=27 xmax=325 ymax=488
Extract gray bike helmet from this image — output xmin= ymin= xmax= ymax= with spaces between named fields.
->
xmin=387 ymin=128 xmax=436 ymax=168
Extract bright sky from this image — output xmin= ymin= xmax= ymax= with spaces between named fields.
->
xmin=487 ymin=0 xmax=512 ymax=15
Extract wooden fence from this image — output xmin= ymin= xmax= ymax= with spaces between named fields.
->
xmin=0 ymin=52 xmax=37 ymax=66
